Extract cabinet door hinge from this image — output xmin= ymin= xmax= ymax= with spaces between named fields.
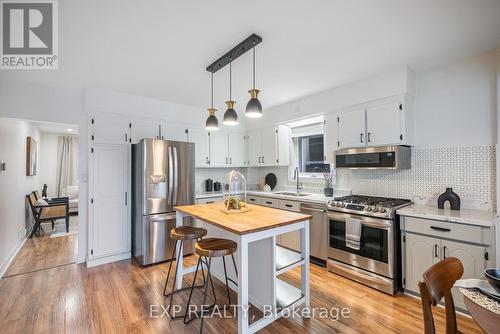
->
xmin=485 ymin=252 xmax=489 ymax=261
xmin=399 ymin=104 xmax=403 ymax=111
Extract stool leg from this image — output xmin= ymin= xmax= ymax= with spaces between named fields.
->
xmin=222 ymin=256 xmax=232 ymax=307
xmin=206 ymin=256 xmax=217 ymax=304
xmin=163 ymin=240 xmax=178 ymax=296
xmin=168 ymin=240 xmax=183 ymax=318
xmin=199 ymin=256 xmax=212 ymax=334
xmin=184 ymin=256 xmax=202 ymax=324
xmin=231 ymin=253 xmax=238 ymax=278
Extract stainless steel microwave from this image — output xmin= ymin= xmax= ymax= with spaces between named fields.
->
xmin=334 ymin=145 xmax=411 ymax=169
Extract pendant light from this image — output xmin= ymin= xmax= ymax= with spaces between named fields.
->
xmin=245 ymin=44 xmax=262 ymax=118
xmin=205 ymin=72 xmax=219 ymax=131
xmin=223 ymin=61 xmax=238 ymax=125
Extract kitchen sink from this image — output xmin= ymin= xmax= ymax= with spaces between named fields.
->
xmin=275 ymin=192 xmax=310 ymax=197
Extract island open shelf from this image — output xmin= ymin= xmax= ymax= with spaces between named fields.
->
xmin=276 ymin=245 xmax=304 ymax=276
xmin=276 ymin=277 xmax=304 ymax=310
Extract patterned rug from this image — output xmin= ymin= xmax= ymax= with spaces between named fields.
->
xmin=50 ymin=215 xmax=78 ymax=238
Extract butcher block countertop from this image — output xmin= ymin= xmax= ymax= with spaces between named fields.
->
xmin=175 ymin=202 xmax=312 ymax=235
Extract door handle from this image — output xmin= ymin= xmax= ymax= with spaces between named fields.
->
xmin=172 ymin=146 xmax=179 ymax=206
xmin=430 ymin=226 xmax=451 ymax=232
xmin=168 ymin=147 xmax=173 ymax=205
xmin=360 ymin=133 xmax=364 ymax=143
xmin=125 ymin=191 xmax=127 ymax=205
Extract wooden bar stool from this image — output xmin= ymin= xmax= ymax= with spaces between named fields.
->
xmin=184 ymin=238 xmax=238 ymax=333
xmin=163 ymin=226 xmax=213 ymax=319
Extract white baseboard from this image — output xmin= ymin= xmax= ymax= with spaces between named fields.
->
xmin=86 ymin=252 xmax=131 ymax=268
xmin=0 ymin=237 xmax=27 ymax=278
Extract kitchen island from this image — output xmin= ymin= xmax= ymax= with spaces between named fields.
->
xmin=174 ymin=202 xmax=311 ymax=334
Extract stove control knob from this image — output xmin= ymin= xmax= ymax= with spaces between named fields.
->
xmin=378 ymin=207 xmax=387 ymax=213
xmin=365 ymin=206 xmax=371 ymax=211
xmin=341 ymin=203 xmax=346 ymax=208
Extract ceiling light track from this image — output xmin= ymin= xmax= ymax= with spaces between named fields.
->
xmin=206 ymin=34 xmax=262 ymax=73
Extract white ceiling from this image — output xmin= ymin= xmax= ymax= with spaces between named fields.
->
xmin=33 ymin=121 xmax=78 ymax=135
xmin=4 ymin=0 xmax=500 ymax=112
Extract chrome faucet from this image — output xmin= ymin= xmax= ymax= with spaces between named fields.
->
xmin=294 ymin=167 xmax=303 ymax=194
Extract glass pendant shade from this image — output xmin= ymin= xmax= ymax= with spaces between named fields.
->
xmin=205 ymin=108 xmax=219 ymax=130
xmin=223 ymin=100 xmax=238 ymax=125
xmin=245 ymin=89 xmax=263 ymax=118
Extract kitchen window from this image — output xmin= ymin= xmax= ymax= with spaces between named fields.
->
xmin=288 ymin=116 xmax=330 ymax=178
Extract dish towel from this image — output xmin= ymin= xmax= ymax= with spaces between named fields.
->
xmin=345 ymin=217 xmax=362 ymax=250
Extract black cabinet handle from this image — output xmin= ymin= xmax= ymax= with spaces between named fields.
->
xmin=430 ymin=226 xmax=451 ymax=232
xmin=285 ymin=204 xmax=293 ymax=208
xmin=258 ymin=157 xmax=261 ymax=163
xmin=367 ymin=132 xmax=371 ymax=142
xmin=262 ymin=156 xmax=265 ymax=163
xmin=249 ymin=198 xmax=256 ymax=202
xmin=443 ymin=246 xmax=447 ymax=258
xmin=206 ymin=201 xmax=214 ymax=204
xmin=265 ymin=201 xmax=273 ymax=205
xmin=434 ymin=244 xmax=438 ymax=257
xmin=360 ymin=133 xmax=364 ymax=143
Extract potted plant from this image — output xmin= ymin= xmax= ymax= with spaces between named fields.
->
xmin=323 ymin=167 xmax=336 ymax=197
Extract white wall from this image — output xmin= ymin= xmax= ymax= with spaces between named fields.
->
xmin=0 ymin=118 xmax=41 ymax=276
xmin=414 ymin=51 xmax=497 ymax=148
xmin=39 ymin=132 xmax=59 ymax=198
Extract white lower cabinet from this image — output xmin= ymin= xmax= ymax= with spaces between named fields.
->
xmin=89 ymin=144 xmax=130 ymax=262
xmin=403 ymin=225 xmax=488 ymax=310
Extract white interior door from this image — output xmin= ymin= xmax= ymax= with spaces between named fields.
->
xmin=261 ymin=127 xmax=277 ymax=166
xmin=227 ymin=132 xmax=246 ymax=167
xmin=162 ymin=122 xmax=188 ymax=141
xmin=442 ymin=240 xmax=485 ymax=310
xmin=91 ymin=144 xmax=129 ymax=258
xmin=337 ymin=108 xmax=366 ymax=149
xmin=366 ymin=102 xmax=402 ymax=145
xmin=188 ymin=128 xmax=210 ymax=166
xmin=404 ymin=233 xmax=440 ymax=293
xmin=91 ymin=114 xmax=130 ymax=144
xmin=209 ymin=131 xmax=228 ymax=167
xmin=130 ymin=119 xmax=160 ymax=144
xmin=247 ymin=131 xmax=262 ymax=166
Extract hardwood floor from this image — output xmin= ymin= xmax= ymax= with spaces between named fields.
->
xmin=0 ymin=235 xmax=482 ymax=334
xmin=3 ymin=223 xmax=78 ymax=277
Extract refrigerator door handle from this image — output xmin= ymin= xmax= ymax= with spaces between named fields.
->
xmin=173 ymin=146 xmax=179 ymax=206
xmin=168 ymin=146 xmax=174 ymax=205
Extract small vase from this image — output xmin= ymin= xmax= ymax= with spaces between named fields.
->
xmin=324 ymin=187 xmax=334 ymax=197
xmin=437 ymin=187 xmax=461 ymax=210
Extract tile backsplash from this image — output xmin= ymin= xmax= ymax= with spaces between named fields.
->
xmin=242 ymin=145 xmax=496 ymax=211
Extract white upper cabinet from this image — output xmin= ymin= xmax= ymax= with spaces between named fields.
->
xmin=91 ymin=114 xmax=130 ymax=145
xmin=188 ymin=128 xmax=210 ymax=167
xmin=247 ymin=125 xmax=290 ymax=167
xmin=247 ymin=130 xmax=262 ymax=166
xmin=337 ymin=108 xmax=366 ymax=149
xmin=366 ymin=102 xmax=403 ymax=146
xmin=227 ymin=132 xmax=247 ymax=167
xmin=333 ymin=95 xmax=413 ymax=150
xmin=323 ymin=113 xmax=338 ymax=163
xmin=161 ymin=122 xmax=188 ymax=142
xmin=130 ymin=119 xmax=160 ymax=144
xmin=210 ymin=131 xmax=229 ymax=167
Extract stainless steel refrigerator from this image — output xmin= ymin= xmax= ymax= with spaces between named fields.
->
xmin=132 ymin=139 xmax=195 ymax=265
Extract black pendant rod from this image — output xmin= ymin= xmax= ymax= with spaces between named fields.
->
xmin=206 ymin=34 xmax=262 ymax=73
xmin=229 ymin=62 xmax=232 ymax=100
xmin=211 ymin=72 xmax=214 ymax=108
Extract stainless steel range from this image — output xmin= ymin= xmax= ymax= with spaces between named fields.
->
xmin=326 ymin=195 xmax=412 ymax=295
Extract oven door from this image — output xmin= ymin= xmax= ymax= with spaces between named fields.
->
xmin=327 ymin=211 xmax=394 ymax=278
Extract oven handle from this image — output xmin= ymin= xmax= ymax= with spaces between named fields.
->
xmin=327 ymin=212 xmax=392 ymax=230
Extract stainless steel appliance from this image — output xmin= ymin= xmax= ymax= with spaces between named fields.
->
xmin=301 ymin=204 xmax=328 ymax=265
xmin=334 ymin=145 xmax=411 ymax=169
xmin=326 ymin=195 xmax=412 ymax=294
xmin=132 ymin=139 xmax=195 ymax=265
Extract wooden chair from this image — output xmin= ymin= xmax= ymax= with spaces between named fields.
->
xmin=26 ymin=193 xmax=69 ymax=238
xmin=418 ymin=257 xmax=464 ymax=334
xmin=33 ymin=190 xmax=69 ymax=204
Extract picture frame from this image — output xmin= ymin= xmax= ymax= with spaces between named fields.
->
xmin=26 ymin=136 xmax=37 ymax=176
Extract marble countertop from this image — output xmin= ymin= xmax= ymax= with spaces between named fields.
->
xmin=396 ymin=204 xmax=498 ymax=227
xmin=195 ymin=192 xmax=223 ymax=199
